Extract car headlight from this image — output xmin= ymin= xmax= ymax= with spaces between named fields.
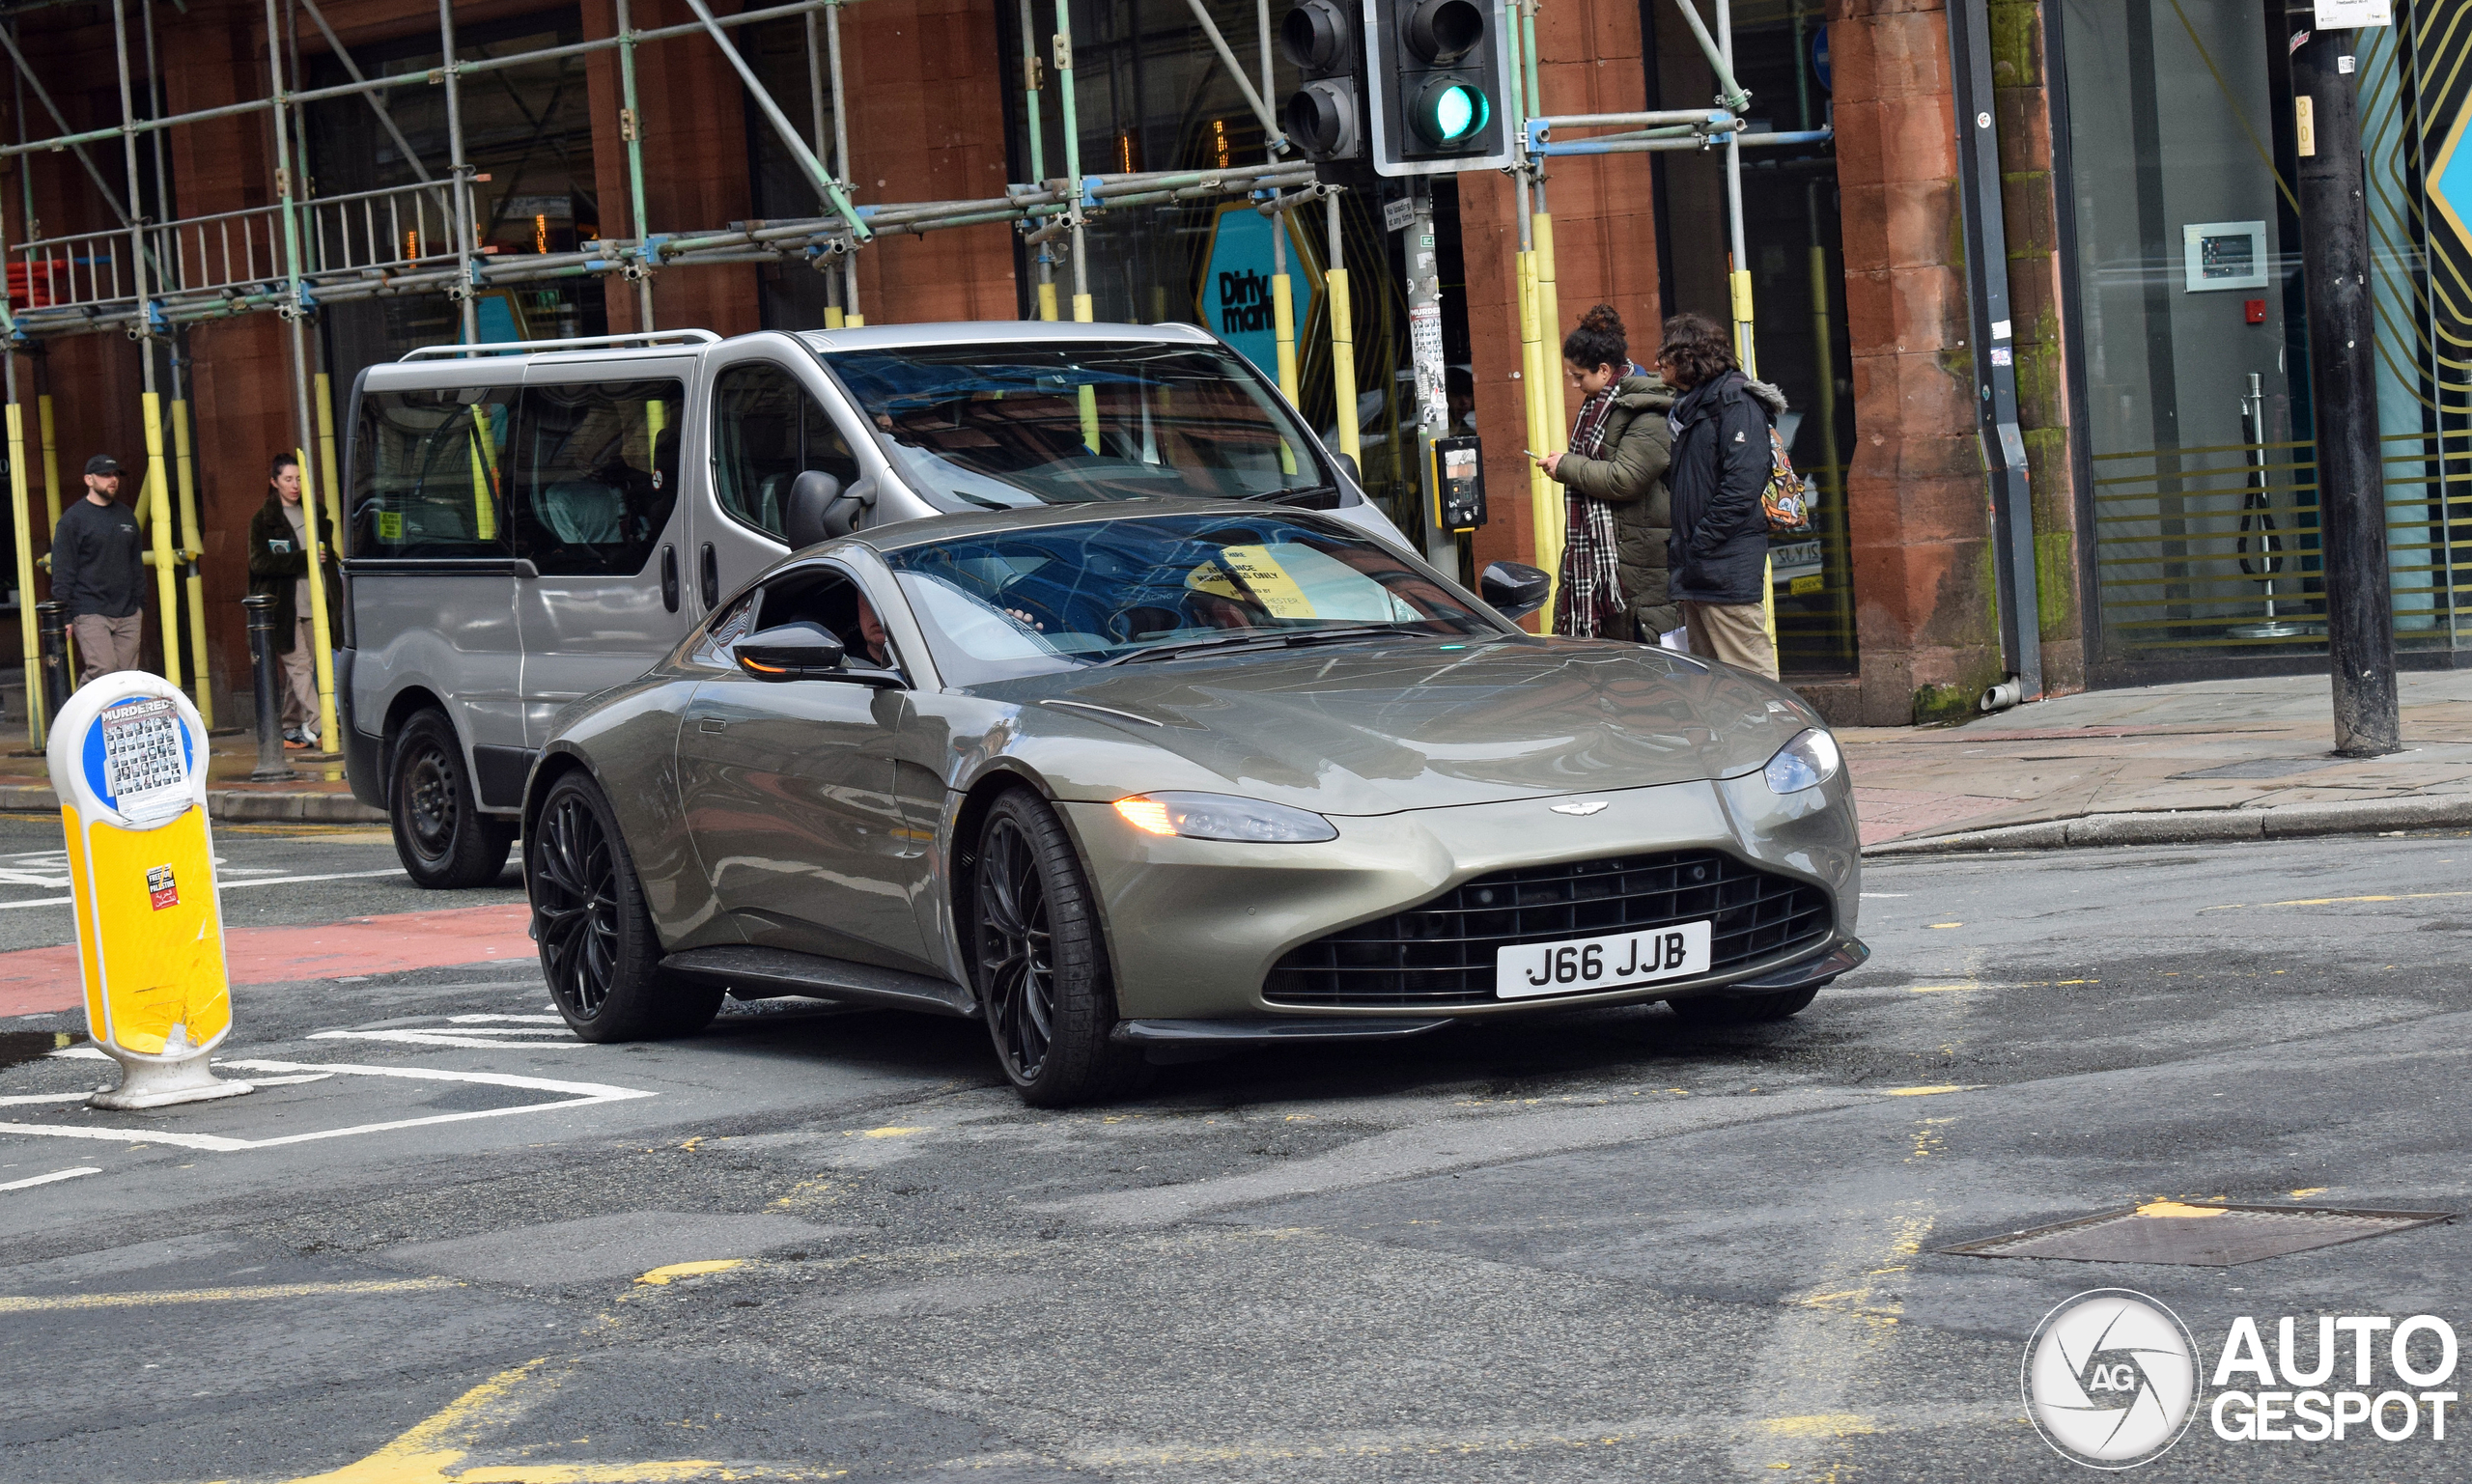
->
xmin=1112 ymin=792 xmax=1338 ymax=843
xmin=1762 ymin=728 xmax=1843 ymax=795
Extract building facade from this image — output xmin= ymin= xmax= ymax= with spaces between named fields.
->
xmin=0 ymin=0 xmax=2454 ymax=727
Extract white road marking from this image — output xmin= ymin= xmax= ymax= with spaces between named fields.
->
xmin=446 ymin=1014 xmax=567 ymax=1024
xmin=308 ymin=1028 xmax=577 ymax=1050
xmin=1 ymin=1166 xmax=100 ymax=1190
xmin=0 ymin=1092 xmax=94 ymax=1108
xmin=0 ymin=1060 xmax=653 ymax=1153
xmin=0 ymin=865 xmax=409 ymax=910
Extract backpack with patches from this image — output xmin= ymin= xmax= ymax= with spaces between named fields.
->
xmin=1760 ymin=423 xmax=1813 ymax=537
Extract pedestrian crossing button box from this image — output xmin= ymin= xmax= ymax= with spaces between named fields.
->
xmin=1432 ymin=434 xmax=1486 ymax=532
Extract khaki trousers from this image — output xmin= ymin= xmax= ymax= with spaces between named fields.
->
xmin=1681 ymin=601 xmax=1779 ymax=681
xmin=282 ymin=616 xmax=319 ymax=736
xmin=70 ymin=612 xmax=144 ymax=686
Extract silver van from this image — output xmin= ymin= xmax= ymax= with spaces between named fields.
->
xmin=338 ymin=321 xmax=1409 ymax=885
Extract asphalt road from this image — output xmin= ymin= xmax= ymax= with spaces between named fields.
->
xmin=4 ymin=828 xmax=2470 ymax=1482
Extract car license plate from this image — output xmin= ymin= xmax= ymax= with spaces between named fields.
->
xmin=1495 ymin=921 xmax=1712 ymax=1000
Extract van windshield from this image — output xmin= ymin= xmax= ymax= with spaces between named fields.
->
xmin=819 ymin=341 xmax=1334 ymax=512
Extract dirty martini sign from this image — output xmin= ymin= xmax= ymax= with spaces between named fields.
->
xmin=1195 ymin=202 xmax=1322 ymax=381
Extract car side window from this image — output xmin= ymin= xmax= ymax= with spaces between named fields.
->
xmin=510 ymin=379 xmax=685 ymax=576
xmin=712 ymin=363 xmax=861 ymax=541
xmin=754 ymin=566 xmax=899 ymax=673
xmin=690 ymin=592 xmax=759 ymax=668
xmin=350 ymin=386 xmax=518 ymax=558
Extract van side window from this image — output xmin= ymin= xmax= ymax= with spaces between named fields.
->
xmin=350 ymin=387 xmax=518 ymax=558
xmin=712 ymin=363 xmax=860 ymax=541
xmin=510 ymin=379 xmax=686 ymax=575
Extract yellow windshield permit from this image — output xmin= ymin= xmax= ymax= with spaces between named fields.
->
xmin=1213 ymin=545 xmax=1317 ymax=619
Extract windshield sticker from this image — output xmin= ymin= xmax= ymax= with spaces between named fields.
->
xmin=1185 ymin=562 xmax=1244 ymax=601
xmin=1214 ymin=546 xmax=1317 ymax=619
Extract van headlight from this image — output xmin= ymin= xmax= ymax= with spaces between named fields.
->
xmin=1112 ymin=792 xmax=1338 ymax=843
xmin=1762 ymin=729 xmax=1843 ymax=795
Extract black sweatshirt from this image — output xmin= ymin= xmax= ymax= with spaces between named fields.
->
xmin=51 ymin=496 xmax=145 ymax=619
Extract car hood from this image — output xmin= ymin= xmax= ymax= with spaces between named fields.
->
xmin=981 ymin=636 xmax=1821 ymax=814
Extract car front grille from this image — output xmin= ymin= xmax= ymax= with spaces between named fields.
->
xmin=1262 ymin=850 xmax=1833 ymax=1008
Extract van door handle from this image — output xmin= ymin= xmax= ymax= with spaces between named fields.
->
xmin=699 ymin=543 xmax=718 ymax=607
xmin=660 ymin=545 xmax=679 ymax=612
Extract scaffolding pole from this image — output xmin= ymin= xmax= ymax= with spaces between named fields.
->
xmin=5 ymin=351 xmax=36 ymax=748
xmin=827 ymin=1 xmax=860 ymax=322
xmin=1716 ymin=0 xmax=1755 ymax=376
xmin=269 ymin=0 xmax=337 ymax=750
xmin=1020 ymin=0 xmax=1055 ymax=322
xmin=618 ymin=0 xmax=656 ymax=330
xmin=682 ymin=0 xmax=871 ymax=244
xmin=1510 ymin=0 xmax=1559 ymax=631
xmin=112 ymin=0 xmax=179 ymax=692
xmin=438 ymin=0 xmax=478 ymax=345
xmin=1325 ymin=188 xmax=1359 ymax=470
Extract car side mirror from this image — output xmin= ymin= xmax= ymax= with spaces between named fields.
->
xmin=1480 ymin=560 xmax=1551 ymax=621
xmin=734 ymin=621 xmax=846 ymax=681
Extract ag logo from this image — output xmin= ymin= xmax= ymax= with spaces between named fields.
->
xmin=2023 ymin=1289 xmax=2200 ymax=1469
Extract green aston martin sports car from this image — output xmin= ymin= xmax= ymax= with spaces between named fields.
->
xmin=521 ymin=500 xmax=1867 ymax=1105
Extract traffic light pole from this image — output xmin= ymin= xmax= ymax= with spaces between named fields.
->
xmin=2293 ymin=28 xmax=2398 ymax=756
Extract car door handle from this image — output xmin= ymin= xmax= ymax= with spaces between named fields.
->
xmin=697 ymin=716 xmax=726 ymax=733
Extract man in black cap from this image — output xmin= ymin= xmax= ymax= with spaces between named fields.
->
xmin=51 ymin=454 xmax=146 ymax=685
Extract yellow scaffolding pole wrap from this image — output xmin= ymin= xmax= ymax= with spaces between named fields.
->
xmin=1517 ymin=248 xmax=1560 ymax=631
xmin=1327 ymin=266 xmax=1360 ymax=467
xmin=1730 ymin=267 xmax=1758 ymax=378
xmin=1529 ymin=211 xmax=1568 ymax=630
xmin=38 ymin=392 xmax=59 ymax=528
xmin=1072 ymin=290 xmax=1099 ymax=452
xmin=170 ymin=399 xmax=212 ymax=728
xmin=1272 ymin=270 xmax=1298 ymax=403
xmin=824 ymin=305 xmax=845 ymax=329
xmin=295 ymin=438 xmax=339 ymax=751
xmin=1036 ymin=280 xmax=1058 ymax=322
xmin=140 ymin=391 xmax=180 ymax=688
xmin=7 ymin=401 xmax=41 ymax=748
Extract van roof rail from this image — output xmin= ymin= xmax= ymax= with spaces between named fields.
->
xmin=400 ymin=329 xmax=723 ymax=361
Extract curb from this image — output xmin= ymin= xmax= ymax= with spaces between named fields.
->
xmin=0 ymin=783 xmax=382 ymax=824
xmin=1864 ymin=795 xmax=2472 ymax=856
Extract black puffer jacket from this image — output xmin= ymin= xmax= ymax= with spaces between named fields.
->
xmin=1666 ymin=369 xmax=1787 ymax=606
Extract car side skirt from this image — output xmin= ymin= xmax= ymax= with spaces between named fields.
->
xmin=660 ymin=944 xmax=976 ymax=1018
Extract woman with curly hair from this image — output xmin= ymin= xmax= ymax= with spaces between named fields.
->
xmin=1655 ymin=311 xmax=1784 ymax=680
xmin=1532 ymin=303 xmax=1678 ymax=640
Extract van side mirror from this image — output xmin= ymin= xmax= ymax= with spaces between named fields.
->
xmin=784 ymin=470 xmax=876 ymax=547
xmin=734 ymin=621 xmax=846 ymax=681
xmin=1480 ymin=560 xmax=1551 ymax=621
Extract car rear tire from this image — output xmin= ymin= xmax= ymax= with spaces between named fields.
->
xmin=970 ymin=790 xmax=1141 ymax=1107
xmin=388 ymin=710 xmax=516 ymax=888
xmin=1667 ymin=984 xmax=1821 ymax=1024
xmin=530 ymin=770 xmax=722 ymax=1042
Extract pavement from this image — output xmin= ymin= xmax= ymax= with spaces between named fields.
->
xmin=1843 ymin=669 xmax=2472 ymax=854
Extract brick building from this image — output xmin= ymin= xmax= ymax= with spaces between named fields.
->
xmin=0 ymin=1 xmax=2446 ymax=726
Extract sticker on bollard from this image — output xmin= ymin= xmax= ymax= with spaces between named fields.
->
xmin=45 ymin=672 xmax=252 ymax=1109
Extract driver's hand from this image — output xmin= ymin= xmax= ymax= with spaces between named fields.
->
xmin=1005 ymin=607 xmax=1046 ymax=631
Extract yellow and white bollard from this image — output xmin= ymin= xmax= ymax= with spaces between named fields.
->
xmin=46 ymin=672 xmax=251 ymax=1109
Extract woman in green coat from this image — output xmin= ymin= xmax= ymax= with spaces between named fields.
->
xmin=1533 ymin=304 xmax=1679 ymax=641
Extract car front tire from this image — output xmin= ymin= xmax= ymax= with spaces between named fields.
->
xmin=388 ymin=710 xmax=516 ymax=888
xmin=1667 ymin=984 xmax=1820 ymax=1024
xmin=530 ymin=770 xmax=721 ymax=1043
xmin=970 ymin=790 xmax=1141 ymax=1106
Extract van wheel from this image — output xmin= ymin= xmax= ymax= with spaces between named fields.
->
xmin=530 ymin=770 xmax=721 ymax=1042
xmin=388 ymin=710 xmax=515 ymax=888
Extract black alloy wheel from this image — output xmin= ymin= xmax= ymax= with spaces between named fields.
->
xmin=528 ymin=770 xmax=721 ymax=1042
xmin=970 ymin=790 xmax=1140 ymax=1106
xmin=387 ymin=710 xmax=515 ymax=888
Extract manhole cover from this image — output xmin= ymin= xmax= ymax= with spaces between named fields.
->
xmin=1942 ymin=1201 xmax=2453 ymax=1267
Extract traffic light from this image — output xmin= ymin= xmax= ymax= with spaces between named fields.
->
xmin=1279 ymin=0 xmax=1363 ymax=164
xmin=1364 ymin=0 xmax=1514 ymax=176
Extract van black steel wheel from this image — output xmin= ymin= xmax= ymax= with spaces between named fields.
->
xmin=971 ymin=790 xmax=1140 ymax=1106
xmin=388 ymin=709 xmax=514 ymax=888
xmin=529 ymin=770 xmax=720 ymax=1042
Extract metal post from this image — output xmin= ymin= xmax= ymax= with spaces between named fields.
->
xmin=1406 ymin=181 xmax=1452 ymax=568
xmin=240 ymin=595 xmax=295 ymax=781
xmin=1260 ymin=0 xmax=1298 ymax=404
xmin=615 ymin=0 xmax=657 ymax=331
xmin=1181 ymin=0 xmax=1286 ymax=149
xmin=36 ymin=598 xmax=67 ymax=714
xmin=5 ymin=351 xmax=39 ymax=747
xmin=1947 ymin=0 xmax=2039 ymax=704
xmin=1715 ymin=0 xmax=1755 ymax=376
xmin=269 ymin=0 xmax=338 ymax=749
xmin=169 ymin=383 xmax=211 ymax=726
xmin=1055 ymin=1 xmax=1091 ymax=326
xmin=827 ymin=1 xmax=859 ymax=322
xmin=2295 ymin=29 xmax=2398 ymax=755
xmin=439 ymin=0 xmax=479 ymax=344
xmin=37 ymin=381 xmax=58 ymax=528
xmin=1021 ymin=0 xmax=1053 ymax=322
xmin=1325 ymin=188 xmax=1360 ymax=468
xmin=1509 ymin=3 xmax=1559 ymax=629
xmin=114 ymin=0 xmax=181 ymax=691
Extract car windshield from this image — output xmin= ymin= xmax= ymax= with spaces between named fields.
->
xmin=881 ymin=513 xmax=1498 ymax=684
xmin=821 ymin=341 xmax=1333 ymax=511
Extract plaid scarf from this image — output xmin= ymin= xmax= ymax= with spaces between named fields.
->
xmin=1553 ymin=387 xmax=1627 ymax=638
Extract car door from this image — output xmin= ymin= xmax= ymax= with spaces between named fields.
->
xmin=686 ymin=335 xmax=867 ymax=618
xmin=675 ymin=562 xmax=932 ymax=970
xmin=509 ymin=366 xmax=696 ymax=747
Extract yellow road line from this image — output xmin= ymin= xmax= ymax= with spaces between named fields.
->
xmin=2202 ymin=888 xmax=2472 ymax=911
xmin=0 ymin=1276 xmax=458 ymax=1314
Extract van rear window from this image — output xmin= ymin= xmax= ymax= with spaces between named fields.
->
xmin=351 ymin=387 xmax=517 ymax=559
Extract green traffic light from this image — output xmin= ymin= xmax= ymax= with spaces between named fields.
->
xmin=1435 ymin=85 xmax=1475 ymax=140
xmin=1413 ymin=75 xmax=1492 ymax=147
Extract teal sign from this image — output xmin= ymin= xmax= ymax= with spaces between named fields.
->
xmin=1196 ymin=204 xmax=1318 ymax=380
